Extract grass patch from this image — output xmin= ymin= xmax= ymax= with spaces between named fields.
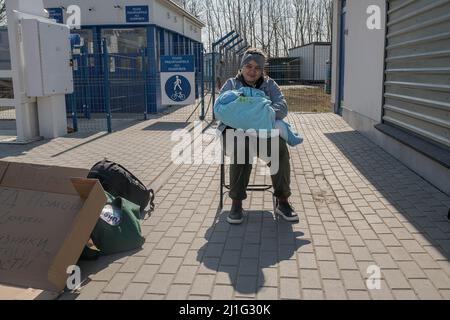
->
xmin=281 ymin=85 xmax=331 ymax=113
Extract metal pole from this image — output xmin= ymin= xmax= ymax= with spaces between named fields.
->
xmin=211 ymin=31 xmax=239 ymax=120
xmin=212 ymin=30 xmax=236 ymax=47
xmin=220 ymin=141 xmax=225 ymax=209
xmin=220 ymin=162 xmax=224 ymax=209
xmin=69 ymin=43 xmax=78 ymax=132
xmin=81 ymin=45 xmax=92 ymax=119
xmin=102 ymin=39 xmax=112 ymax=133
xmin=70 ymin=92 xmax=78 ymax=132
xmin=222 ymin=34 xmax=240 ymax=48
xmin=211 ymin=48 xmax=216 ymax=120
xmin=227 ymin=39 xmax=244 ymax=52
xmin=326 ymin=59 xmax=332 ymax=95
xmin=200 ymin=44 xmax=205 ymax=121
xmin=141 ymin=48 xmax=149 ymax=120
xmin=80 ymin=46 xmax=87 ymax=119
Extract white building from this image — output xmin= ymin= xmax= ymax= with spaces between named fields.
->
xmin=330 ymin=0 xmax=450 ymax=194
xmin=42 ymin=0 xmax=205 ymax=112
xmin=289 ymin=42 xmax=331 ymax=82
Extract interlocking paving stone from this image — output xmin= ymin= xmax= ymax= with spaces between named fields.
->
xmin=6 ymin=112 xmax=446 ymax=300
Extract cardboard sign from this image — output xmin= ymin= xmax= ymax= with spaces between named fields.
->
xmin=0 ymin=162 xmax=106 ymax=296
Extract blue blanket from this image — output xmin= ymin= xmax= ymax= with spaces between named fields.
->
xmin=214 ymin=87 xmax=303 ymax=146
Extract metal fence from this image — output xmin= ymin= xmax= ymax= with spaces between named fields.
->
xmin=1 ymin=27 xmax=333 ymax=141
xmin=66 ymin=35 xmax=210 ymax=134
xmin=208 ymin=39 xmax=333 ymax=115
xmin=67 ymin=37 xmax=148 ymax=133
xmin=267 ymin=57 xmax=332 ymax=114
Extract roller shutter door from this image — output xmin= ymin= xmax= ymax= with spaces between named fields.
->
xmin=384 ymin=0 xmax=450 ymax=148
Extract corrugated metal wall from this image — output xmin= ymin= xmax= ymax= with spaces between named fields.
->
xmin=384 ymin=0 xmax=450 ymax=148
xmin=290 ymin=43 xmax=331 ymax=81
xmin=314 ymin=45 xmax=330 ymax=81
xmin=290 ymin=45 xmax=314 ymax=81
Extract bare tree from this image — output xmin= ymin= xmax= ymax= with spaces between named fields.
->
xmin=0 ymin=0 xmax=6 ymax=25
xmin=324 ymin=0 xmax=333 ymax=42
xmin=199 ymin=0 xmax=332 ymax=56
xmin=181 ymin=0 xmax=205 ymax=20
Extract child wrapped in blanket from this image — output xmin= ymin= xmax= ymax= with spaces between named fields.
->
xmin=214 ymin=86 xmax=303 ymax=147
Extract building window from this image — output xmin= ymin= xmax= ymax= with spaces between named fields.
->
xmin=101 ymin=28 xmax=147 ymax=54
xmin=0 ymin=28 xmax=11 ymax=71
xmin=0 ymin=79 xmax=13 ymax=99
xmin=71 ymin=29 xmax=95 ymax=54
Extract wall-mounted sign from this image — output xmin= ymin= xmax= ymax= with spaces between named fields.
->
xmin=46 ymin=8 xmax=64 ymax=24
xmin=160 ymin=55 xmax=194 ymax=73
xmin=161 ymin=55 xmax=195 ymax=105
xmin=126 ymin=6 xmax=149 ymax=23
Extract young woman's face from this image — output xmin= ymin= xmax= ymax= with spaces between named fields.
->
xmin=241 ymin=60 xmax=263 ymax=85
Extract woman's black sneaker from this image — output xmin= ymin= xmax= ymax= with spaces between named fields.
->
xmin=275 ymin=201 xmax=299 ymax=222
xmin=227 ymin=203 xmax=244 ymax=224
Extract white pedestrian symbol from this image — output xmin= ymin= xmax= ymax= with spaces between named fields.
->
xmin=170 ymin=75 xmax=186 ymax=101
xmin=174 ymin=76 xmax=182 ymax=92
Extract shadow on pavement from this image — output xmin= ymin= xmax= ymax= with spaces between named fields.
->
xmin=325 ymin=131 xmax=450 ymax=260
xmin=58 ymin=248 xmax=142 ymax=300
xmin=197 ymin=210 xmax=311 ymax=295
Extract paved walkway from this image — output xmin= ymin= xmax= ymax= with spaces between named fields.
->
xmin=0 ymin=111 xmax=449 ymax=300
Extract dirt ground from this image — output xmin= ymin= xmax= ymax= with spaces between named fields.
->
xmin=281 ymin=85 xmax=331 ymax=113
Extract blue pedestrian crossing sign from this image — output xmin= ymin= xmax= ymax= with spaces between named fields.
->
xmin=161 ymin=56 xmax=195 ymax=105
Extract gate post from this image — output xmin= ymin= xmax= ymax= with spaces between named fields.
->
xmin=211 ymin=49 xmax=216 ymax=120
xmin=141 ymin=48 xmax=149 ymax=120
xmin=102 ymin=39 xmax=112 ymax=133
xmin=81 ymin=45 xmax=92 ymax=119
xmin=200 ymin=44 xmax=205 ymax=121
xmin=68 ymin=40 xmax=78 ymax=132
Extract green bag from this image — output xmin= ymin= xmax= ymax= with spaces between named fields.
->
xmin=91 ymin=192 xmax=145 ymax=255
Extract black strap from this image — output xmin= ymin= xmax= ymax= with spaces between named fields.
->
xmin=148 ymin=189 xmax=155 ymax=211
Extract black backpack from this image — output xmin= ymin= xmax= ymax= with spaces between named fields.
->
xmin=87 ymin=159 xmax=155 ymax=213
